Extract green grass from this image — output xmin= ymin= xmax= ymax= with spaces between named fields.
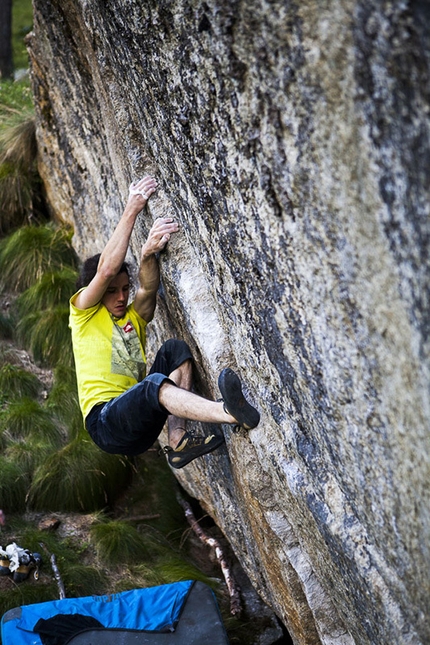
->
xmin=0 ymin=112 xmax=42 ymax=234
xmin=0 ymin=520 xmax=106 ymax=614
xmin=0 ymin=363 xmax=40 ymax=401
xmin=0 ymin=114 xmax=36 ymax=168
xmin=27 ymin=433 xmax=133 ymax=512
xmin=0 ymin=397 xmax=62 ymax=445
xmin=63 ymin=564 xmax=108 ymax=597
xmin=0 ymin=79 xmax=33 ymax=115
xmin=0 ymin=224 xmax=77 ymax=292
xmin=12 ymin=0 xmax=33 ymax=72
xmin=17 ymin=267 xmax=78 ymax=311
xmin=119 ymin=451 xmax=187 ymax=539
xmin=131 ymin=556 xmax=218 ymax=589
xmin=46 ymin=365 xmax=82 ymax=439
xmin=0 ymin=580 xmax=57 ymax=616
xmin=0 ymin=456 xmax=28 ymax=512
xmin=5 ymin=437 xmax=57 ymax=476
xmin=90 ymin=520 xmax=150 ymax=566
xmin=17 ymin=305 xmax=74 ymax=367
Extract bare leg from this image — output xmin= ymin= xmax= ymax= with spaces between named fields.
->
xmin=167 ymin=359 xmax=193 ymax=448
xmin=160 ymin=380 xmax=236 ymax=433
xmin=160 ymin=366 xmax=260 ymax=469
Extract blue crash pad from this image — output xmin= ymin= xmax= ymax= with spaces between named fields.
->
xmin=1 ymin=580 xmax=229 ymax=645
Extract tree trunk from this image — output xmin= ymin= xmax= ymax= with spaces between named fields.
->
xmin=0 ymin=0 xmax=13 ymax=80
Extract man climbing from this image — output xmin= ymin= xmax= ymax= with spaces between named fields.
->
xmin=69 ymin=176 xmax=260 ymax=469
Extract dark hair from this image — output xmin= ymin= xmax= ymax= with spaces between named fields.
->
xmin=76 ymin=253 xmax=130 ymax=290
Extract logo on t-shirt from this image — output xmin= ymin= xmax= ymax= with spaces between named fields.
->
xmin=123 ymin=322 xmax=134 ymax=334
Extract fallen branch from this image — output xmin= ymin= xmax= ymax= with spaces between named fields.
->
xmin=176 ymin=492 xmax=241 ymax=616
xmin=39 ymin=543 xmax=66 ymax=599
xmin=122 ymin=514 xmax=161 ymax=522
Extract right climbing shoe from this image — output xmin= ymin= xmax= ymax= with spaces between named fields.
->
xmin=13 ymin=551 xmax=42 ymax=583
xmin=164 ymin=432 xmax=225 ymax=469
xmin=218 ymin=368 xmax=260 ymax=430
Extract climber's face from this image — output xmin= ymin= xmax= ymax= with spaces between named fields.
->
xmin=102 ymin=271 xmax=130 ymax=318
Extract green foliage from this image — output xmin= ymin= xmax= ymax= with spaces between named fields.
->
xmin=12 ymin=0 xmax=34 ymax=71
xmin=17 ymin=267 xmax=78 ymax=312
xmin=0 ymin=224 xmax=77 ymax=292
xmin=0 ymin=114 xmax=46 ymax=234
xmin=0 ymin=363 xmax=40 ymax=401
xmin=130 ymin=556 xmax=216 ymax=590
xmin=0 ymin=521 xmax=105 ymax=611
xmin=4 ymin=437 xmax=56 ymax=478
xmin=63 ymin=564 xmax=108 ymax=597
xmin=47 ymin=364 xmax=81 ymax=439
xmin=0 ymin=80 xmax=33 ymax=115
xmin=0 ymin=114 xmax=36 ymax=169
xmin=124 ymin=454 xmax=186 ymax=539
xmin=90 ymin=520 xmax=149 ymax=566
xmin=0 ymin=581 xmax=57 ymax=617
xmin=27 ymin=434 xmax=132 ymax=512
xmin=0 ymin=397 xmax=62 ymax=445
xmin=0 ymin=456 xmax=28 ymax=512
xmin=17 ymin=305 xmax=73 ymax=367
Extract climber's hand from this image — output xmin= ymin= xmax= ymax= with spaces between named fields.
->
xmin=128 ymin=175 xmax=158 ymax=209
xmin=141 ymin=217 xmax=179 ymax=256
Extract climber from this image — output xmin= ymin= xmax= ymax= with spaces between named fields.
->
xmin=69 ymin=176 xmax=260 ymax=469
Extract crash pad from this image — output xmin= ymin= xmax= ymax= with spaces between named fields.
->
xmin=1 ymin=580 xmax=229 ymax=644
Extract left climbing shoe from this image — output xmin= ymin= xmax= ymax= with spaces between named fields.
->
xmin=0 ymin=557 xmax=10 ymax=576
xmin=218 ymin=368 xmax=260 ymax=430
xmin=164 ymin=432 xmax=225 ymax=469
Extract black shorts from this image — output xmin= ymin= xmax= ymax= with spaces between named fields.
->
xmin=85 ymin=339 xmax=193 ymax=455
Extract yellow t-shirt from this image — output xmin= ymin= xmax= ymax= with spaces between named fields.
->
xmin=69 ymin=289 xmax=147 ymax=420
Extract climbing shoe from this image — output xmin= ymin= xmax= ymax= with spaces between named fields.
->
xmin=218 ymin=368 xmax=260 ymax=430
xmin=0 ymin=557 xmax=10 ymax=576
xmin=13 ymin=551 xmax=42 ymax=583
xmin=164 ymin=432 xmax=225 ymax=469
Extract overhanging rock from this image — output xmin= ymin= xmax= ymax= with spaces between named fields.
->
xmin=27 ymin=1 xmax=429 ymax=644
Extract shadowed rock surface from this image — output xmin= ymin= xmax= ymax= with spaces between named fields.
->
xmin=27 ymin=1 xmax=429 ymax=644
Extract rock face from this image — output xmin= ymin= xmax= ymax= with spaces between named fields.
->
xmin=27 ymin=1 xmax=429 ymax=644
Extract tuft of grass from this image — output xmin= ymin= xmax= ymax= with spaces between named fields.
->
xmin=27 ymin=434 xmax=133 ymax=512
xmin=46 ymin=364 xmax=82 ymax=440
xmin=17 ymin=267 xmax=78 ymax=312
xmin=5 ymin=437 xmax=57 ymax=477
xmin=63 ymin=564 xmax=108 ymax=597
xmin=0 ymin=456 xmax=28 ymax=512
xmin=17 ymin=305 xmax=73 ymax=367
xmin=0 ymin=581 xmax=57 ymax=617
xmin=0 ymin=115 xmax=47 ymax=234
xmin=0 ymin=363 xmax=40 ymax=401
xmin=90 ymin=520 xmax=149 ymax=566
xmin=0 ymin=80 xmax=33 ymax=115
xmin=0 ymin=224 xmax=77 ymax=292
xmin=134 ymin=555 xmax=216 ymax=589
xmin=0 ymin=115 xmax=36 ymax=169
xmin=0 ymin=397 xmax=62 ymax=445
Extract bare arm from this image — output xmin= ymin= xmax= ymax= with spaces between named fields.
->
xmin=74 ymin=176 xmax=157 ymax=310
xmin=134 ymin=217 xmax=179 ymax=321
